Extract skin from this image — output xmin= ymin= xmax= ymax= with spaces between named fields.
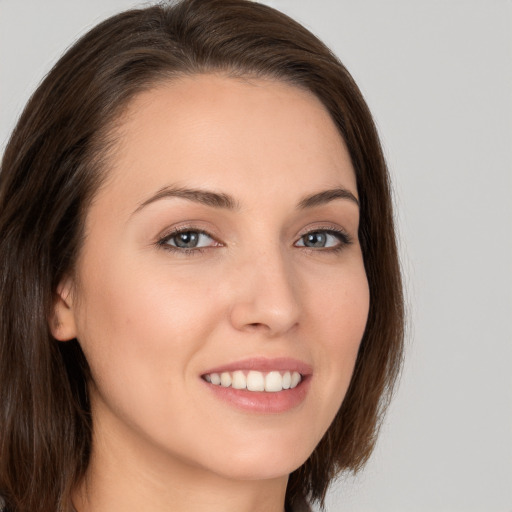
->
xmin=52 ymin=74 xmax=370 ymax=512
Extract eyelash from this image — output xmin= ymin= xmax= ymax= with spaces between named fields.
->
xmin=297 ymin=228 xmax=353 ymax=254
xmin=156 ymin=226 xmax=352 ymax=255
xmin=156 ymin=227 xmax=217 ymax=256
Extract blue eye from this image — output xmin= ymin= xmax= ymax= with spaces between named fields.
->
xmin=158 ymin=227 xmax=350 ymax=254
xmin=295 ymin=230 xmax=350 ymax=249
xmin=160 ymin=230 xmax=216 ymax=250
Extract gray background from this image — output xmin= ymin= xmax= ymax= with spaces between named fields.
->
xmin=1 ymin=1 xmax=511 ymax=511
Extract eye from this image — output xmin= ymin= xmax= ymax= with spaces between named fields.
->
xmin=158 ymin=229 xmax=219 ymax=251
xmin=295 ymin=229 xmax=351 ymax=250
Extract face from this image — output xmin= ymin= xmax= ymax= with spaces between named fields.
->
xmin=55 ymin=74 xmax=369 ymax=483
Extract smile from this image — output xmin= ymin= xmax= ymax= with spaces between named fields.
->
xmin=201 ymin=357 xmax=312 ymax=413
xmin=203 ymin=370 xmax=302 ymax=392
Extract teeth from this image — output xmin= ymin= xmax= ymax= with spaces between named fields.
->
xmin=220 ymin=372 xmax=231 ymax=387
xmin=204 ymin=370 xmax=302 ymax=392
xmin=291 ymin=371 xmax=301 ymax=388
xmin=232 ymin=370 xmax=246 ymax=389
xmin=265 ymin=371 xmax=283 ymax=392
xmin=282 ymin=371 xmax=291 ymax=389
xmin=247 ymin=370 xmax=265 ymax=391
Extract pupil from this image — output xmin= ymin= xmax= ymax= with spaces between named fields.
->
xmin=305 ymin=232 xmax=326 ymax=247
xmin=176 ymin=232 xmax=198 ymax=248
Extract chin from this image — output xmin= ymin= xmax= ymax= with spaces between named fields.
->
xmin=193 ymin=433 xmax=316 ymax=482
xmin=207 ymin=456 xmax=305 ymax=482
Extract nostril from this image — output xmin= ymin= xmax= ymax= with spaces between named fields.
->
xmin=247 ymin=322 xmax=270 ymax=329
xmin=247 ymin=322 xmax=270 ymax=331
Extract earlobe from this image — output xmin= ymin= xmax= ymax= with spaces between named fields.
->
xmin=50 ymin=277 xmax=78 ymax=341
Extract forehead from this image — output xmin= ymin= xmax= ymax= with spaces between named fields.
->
xmin=97 ymin=74 xmax=357 ymax=212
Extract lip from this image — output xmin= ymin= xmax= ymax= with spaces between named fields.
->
xmin=201 ymin=357 xmax=313 ymax=376
xmin=201 ymin=357 xmax=312 ymax=414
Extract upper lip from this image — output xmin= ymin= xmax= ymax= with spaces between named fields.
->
xmin=201 ymin=357 xmax=313 ymax=376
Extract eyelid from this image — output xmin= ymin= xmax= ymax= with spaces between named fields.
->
xmin=156 ymin=221 xmax=221 ymax=242
xmin=154 ymin=223 xmax=353 ymax=255
xmin=297 ymin=224 xmax=352 ymax=240
xmin=294 ymin=225 xmax=353 ymax=249
xmin=156 ymin=225 xmax=223 ymax=252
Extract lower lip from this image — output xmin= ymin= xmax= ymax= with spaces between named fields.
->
xmin=202 ymin=377 xmax=311 ymax=414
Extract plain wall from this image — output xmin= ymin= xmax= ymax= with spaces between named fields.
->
xmin=1 ymin=1 xmax=511 ymax=511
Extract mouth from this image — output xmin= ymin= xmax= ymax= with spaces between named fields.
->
xmin=200 ymin=358 xmax=312 ymax=413
xmin=202 ymin=370 xmax=303 ymax=392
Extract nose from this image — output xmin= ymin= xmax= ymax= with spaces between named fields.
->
xmin=228 ymin=247 xmax=301 ymax=337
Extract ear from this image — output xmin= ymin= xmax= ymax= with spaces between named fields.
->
xmin=50 ymin=276 xmax=78 ymax=341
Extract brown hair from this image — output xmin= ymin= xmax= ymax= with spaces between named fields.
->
xmin=0 ymin=1 xmax=404 ymax=510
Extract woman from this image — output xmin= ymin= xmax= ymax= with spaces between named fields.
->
xmin=0 ymin=1 xmax=404 ymax=511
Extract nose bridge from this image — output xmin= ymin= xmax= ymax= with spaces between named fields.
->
xmin=229 ymin=240 xmax=301 ymax=335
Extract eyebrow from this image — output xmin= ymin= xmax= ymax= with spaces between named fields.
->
xmin=132 ymin=186 xmax=240 ymax=215
xmin=297 ymin=188 xmax=359 ymax=209
xmin=132 ymin=185 xmax=359 ymax=216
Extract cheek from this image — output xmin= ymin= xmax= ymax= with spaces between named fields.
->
xmin=305 ymin=255 xmax=369 ymax=345
xmin=303 ymin=259 xmax=369 ymax=418
xmin=72 ymin=251 xmax=220 ymax=406
xmin=328 ymin=267 xmax=369 ymax=366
